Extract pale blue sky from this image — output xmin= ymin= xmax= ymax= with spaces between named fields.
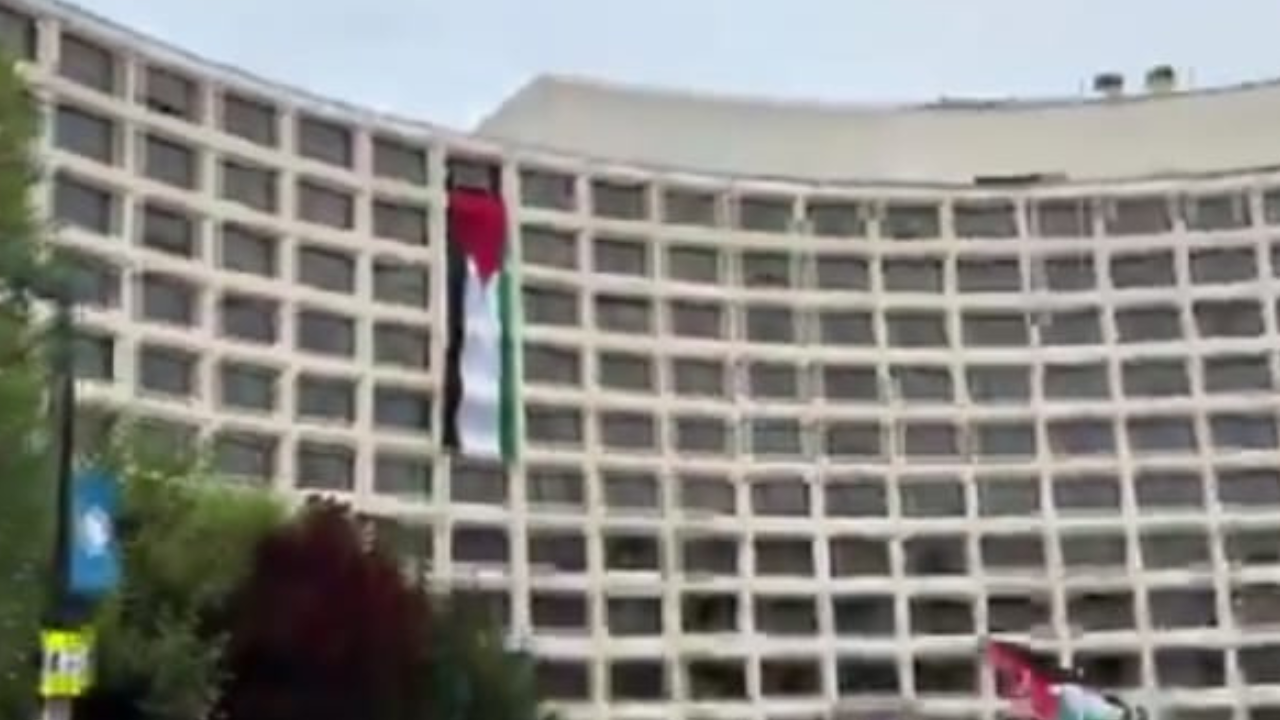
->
xmin=71 ymin=0 xmax=1280 ymax=129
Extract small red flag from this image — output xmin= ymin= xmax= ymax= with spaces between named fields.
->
xmin=986 ymin=640 xmax=1061 ymax=720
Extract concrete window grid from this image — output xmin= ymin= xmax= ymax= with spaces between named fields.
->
xmin=13 ymin=1 xmax=1280 ymax=718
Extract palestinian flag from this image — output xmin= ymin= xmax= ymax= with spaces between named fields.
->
xmin=986 ymin=640 xmax=1131 ymax=720
xmin=442 ymin=188 xmax=518 ymax=462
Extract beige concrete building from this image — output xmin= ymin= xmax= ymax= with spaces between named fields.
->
xmin=13 ymin=1 xmax=1280 ymax=718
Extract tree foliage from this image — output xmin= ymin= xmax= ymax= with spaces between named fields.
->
xmin=216 ymin=499 xmax=431 ymax=720
xmin=78 ymin=444 xmax=285 ymax=720
xmin=426 ymin=602 xmax=548 ymax=720
xmin=0 ymin=46 xmax=57 ymax=720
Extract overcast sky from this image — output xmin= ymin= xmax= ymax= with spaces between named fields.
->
xmin=69 ymin=0 xmax=1280 ymax=129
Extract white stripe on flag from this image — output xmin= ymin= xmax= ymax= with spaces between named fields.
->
xmin=457 ymin=259 xmax=504 ymax=458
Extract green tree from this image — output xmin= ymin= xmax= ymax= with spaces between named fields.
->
xmin=0 ymin=47 xmax=58 ymax=720
xmin=79 ymin=442 xmax=285 ymax=720
xmin=426 ymin=601 xmax=553 ymax=720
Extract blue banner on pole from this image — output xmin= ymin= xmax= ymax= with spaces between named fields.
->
xmin=67 ymin=468 xmax=120 ymax=601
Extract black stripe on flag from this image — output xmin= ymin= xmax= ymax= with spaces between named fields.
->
xmin=441 ymin=224 xmax=468 ymax=453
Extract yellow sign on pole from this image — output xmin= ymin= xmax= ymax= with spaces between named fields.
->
xmin=39 ymin=628 xmax=93 ymax=699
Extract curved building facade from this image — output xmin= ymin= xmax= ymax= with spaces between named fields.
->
xmin=12 ymin=1 xmax=1280 ymax=719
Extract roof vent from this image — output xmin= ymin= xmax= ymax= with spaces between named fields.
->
xmin=1145 ymin=65 xmax=1177 ymax=94
xmin=1092 ymin=72 xmax=1125 ymax=98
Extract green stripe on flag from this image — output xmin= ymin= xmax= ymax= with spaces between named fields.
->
xmin=498 ymin=266 xmax=517 ymax=461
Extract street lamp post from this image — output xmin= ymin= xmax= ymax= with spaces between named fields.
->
xmin=41 ymin=286 xmax=78 ymax=720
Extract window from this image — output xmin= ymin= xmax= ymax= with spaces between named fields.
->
xmin=220 ymin=294 xmax=279 ymax=345
xmin=591 ymin=179 xmax=647 ymax=219
xmin=214 ymin=432 xmax=276 ymax=482
xmin=372 ymin=135 xmax=427 ymax=184
xmin=886 ymin=311 xmax=948 ymax=348
xmin=53 ymin=173 xmax=116 ymax=235
xmin=219 ymin=223 xmax=277 ymax=277
xmin=59 ymin=33 xmax=116 ymax=94
xmin=1040 ymin=308 xmax=1103 ymax=345
xmin=597 ymin=351 xmax=653 ymax=392
xmin=1203 ymin=354 xmax=1272 ymax=394
xmin=957 ymin=257 xmax=1022 ymax=292
xmin=527 ymin=467 xmax=585 ymax=510
xmin=736 ymin=196 xmax=792 ymax=232
xmin=54 ymin=105 xmax=116 ymax=164
xmin=297 ymin=180 xmax=354 ymax=229
xmin=220 ymin=159 xmax=277 ymax=213
xmin=815 ymin=254 xmax=870 ymax=290
xmin=221 ymin=92 xmax=278 ymax=147
xmin=1043 ymin=363 xmax=1110 ymax=400
xmin=821 ymin=365 xmax=878 ymax=400
xmin=1035 ymin=198 xmax=1093 ymax=237
xmin=1042 ymin=254 xmax=1095 ymax=291
xmin=139 ymin=203 xmax=197 ymax=258
xmin=296 ymin=374 xmax=356 ymax=423
xmin=818 ymin=310 xmax=876 ymax=346
xmin=748 ymin=417 xmax=804 ymax=456
xmin=61 ymin=252 xmax=120 ymax=308
xmin=1195 ymin=300 xmax=1264 ymax=338
xmin=1105 ymin=195 xmax=1172 ymax=235
xmin=295 ymin=442 xmax=355 ymax=491
xmin=520 ymin=168 xmax=575 ymax=210
xmin=372 ymin=259 xmax=430 ymax=307
xmin=1110 ymin=251 xmax=1176 ymax=288
xmin=751 ymin=476 xmax=810 ymax=516
xmin=137 ymin=345 xmax=196 ymax=397
xmin=666 ymin=246 xmax=721 ymax=283
xmin=599 ymin=411 xmax=657 ymax=450
xmin=218 ymin=362 xmax=278 ymax=412
xmin=298 ymin=246 xmax=356 ymax=294
xmin=741 ymin=251 xmax=793 ymax=287
xmin=744 ymin=305 xmax=796 ymax=343
xmin=73 ymin=332 xmax=114 ymax=381
xmin=522 ymin=226 xmax=577 ymax=269
xmin=1190 ymin=246 xmax=1257 ymax=284
xmin=882 ymin=257 xmax=943 ymax=293
xmin=673 ymin=415 xmax=730 ymax=455
xmin=826 ymin=479 xmax=887 ymax=517
xmin=1121 ymin=359 xmax=1190 ymax=398
xmin=662 ymin=187 xmax=717 ymax=225
xmin=749 ymin=362 xmax=802 ymax=400
xmin=296 ymin=310 xmax=355 ymax=357
xmin=1184 ymin=191 xmax=1251 ymax=231
xmin=144 ymin=126 xmax=197 ymax=183
xmin=374 ymin=386 xmax=433 ymax=432
xmin=374 ymin=323 xmax=430 ymax=370
xmin=954 ymin=201 xmax=1017 ymax=238
xmin=966 ymin=365 xmax=1030 ymax=403
xmin=0 ymin=5 xmax=36 ymax=60
xmin=977 ymin=475 xmax=1040 ymax=517
xmin=807 ymin=200 xmax=864 ymax=237
xmin=1114 ymin=305 xmax=1182 ymax=343
xmin=372 ymin=200 xmax=429 ymax=245
xmin=525 ymin=405 xmax=583 ymax=446
xmin=446 ymin=156 xmax=499 ymax=192
xmin=524 ymin=344 xmax=580 ymax=385
xmin=892 ymin=365 xmax=953 ymax=403
xmin=595 ymin=294 xmax=652 ymax=333
xmin=678 ymin=473 xmax=735 ymax=515
xmin=523 ymin=286 xmax=578 ymax=326
xmin=602 ymin=470 xmax=661 ymax=513
xmin=593 ymin=236 xmax=649 ymax=276
xmin=141 ymin=65 xmax=198 ymax=120
xmin=138 ymin=274 xmax=197 ymax=326
xmin=297 ymin=114 xmax=353 ymax=167
xmin=670 ymin=357 xmax=726 ymax=396
xmin=882 ymin=202 xmax=940 ymax=239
